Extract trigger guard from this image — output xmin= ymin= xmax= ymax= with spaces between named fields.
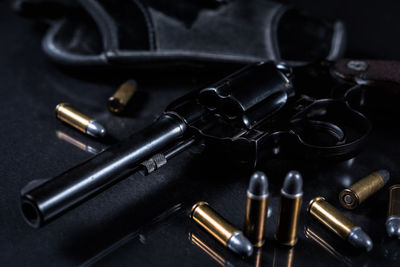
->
xmin=290 ymin=99 xmax=371 ymax=158
xmin=306 ymin=120 xmax=346 ymax=144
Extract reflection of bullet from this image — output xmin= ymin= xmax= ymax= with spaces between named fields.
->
xmin=275 ymin=171 xmax=303 ymax=246
xmin=272 ymin=246 xmax=294 ymax=267
xmin=189 ymin=233 xmax=233 ymax=267
xmin=304 ymin=226 xmax=352 ymax=266
xmin=107 ymin=80 xmax=137 ymax=114
xmin=191 ymin=202 xmax=253 ymax=257
xmin=386 ymin=185 xmax=400 ymax=239
xmin=244 ymin=171 xmax=269 ymax=247
xmin=308 ymin=197 xmax=373 ymax=251
xmin=55 ymin=103 xmax=106 ymax=138
xmin=339 ymin=170 xmax=390 ymax=209
xmin=253 ymin=248 xmax=263 ymax=267
xmin=56 ymin=130 xmax=101 ymax=154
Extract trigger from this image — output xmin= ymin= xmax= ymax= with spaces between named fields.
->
xmin=294 ymin=119 xmax=346 ymax=147
xmin=307 ymin=120 xmax=345 ymax=144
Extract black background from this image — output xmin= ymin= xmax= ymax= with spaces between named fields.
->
xmin=1 ymin=0 xmax=400 ymax=266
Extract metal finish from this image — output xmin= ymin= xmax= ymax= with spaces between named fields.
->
xmin=275 ymin=196 xmax=302 ymax=246
xmin=387 ymin=184 xmax=400 ymax=218
xmin=308 ymin=197 xmax=356 ymax=239
xmin=55 ymin=103 xmax=91 ymax=133
xmin=191 ymin=202 xmax=237 ymax=246
xmin=20 ymin=114 xmax=186 ymax=227
xmin=339 ymin=170 xmax=389 ymax=209
xmin=5 ymin=2 xmax=400 ymax=265
xmin=346 ymin=61 xmax=368 ymax=72
xmin=107 ymin=80 xmax=137 ymax=114
xmin=386 ymin=184 xmax=400 ymax=239
xmin=190 ymin=202 xmax=253 ymax=256
xmin=244 ymin=172 xmax=269 ymax=247
xmin=21 ymin=61 xmax=376 ymax=228
xmin=275 ymin=171 xmax=303 ymax=246
xmin=55 ymin=103 xmax=106 ymax=137
xmin=308 ymin=197 xmax=372 ymax=251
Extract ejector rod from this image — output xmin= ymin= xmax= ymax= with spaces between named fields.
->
xmin=20 ymin=114 xmax=186 ymax=228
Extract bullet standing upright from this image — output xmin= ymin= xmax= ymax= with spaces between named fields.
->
xmin=275 ymin=171 xmax=303 ymax=246
xmin=386 ymin=184 xmax=400 ymax=239
xmin=244 ymin=171 xmax=269 ymax=247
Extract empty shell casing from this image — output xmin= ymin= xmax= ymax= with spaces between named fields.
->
xmin=107 ymin=80 xmax=137 ymax=114
xmin=191 ymin=202 xmax=253 ymax=257
xmin=55 ymin=103 xmax=106 ymax=138
xmin=244 ymin=171 xmax=269 ymax=247
xmin=386 ymin=185 xmax=400 ymax=239
xmin=275 ymin=171 xmax=303 ymax=246
xmin=308 ymin=197 xmax=373 ymax=251
xmin=339 ymin=170 xmax=390 ymax=209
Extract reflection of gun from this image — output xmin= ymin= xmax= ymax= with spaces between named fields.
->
xmin=22 ymin=60 xmax=382 ymax=228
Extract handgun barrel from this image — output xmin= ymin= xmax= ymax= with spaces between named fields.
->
xmin=20 ymin=114 xmax=186 ymax=228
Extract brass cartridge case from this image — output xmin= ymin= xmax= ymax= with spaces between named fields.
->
xmin=339 ymin=171 xmax=389 ymax=209
xmin=388 ymin=185 xmax=400 ymax=218
xmin=55 ymin=103 xmax=91 ymax=133
xmin=190 ymin=201 xmax=253 ymax=256
xmin=386 ymin=184 xmax=400 ymax=238
xmin=309 ymin=197 xmax=373 ymax=251
xmin=244 ymin=193 xmax=268 ymax=247
xmin=244 ymin=171 xmax=269 ymax=247
xmin=191 ymin=202 xmax=237 ymax=245
xmin=275 ymin=195 xmax=302 ymax=246
xmin=107 ymin=80 xmax=137 ymax=113
xmin=308 ymin=197 xmax=355 ymax=239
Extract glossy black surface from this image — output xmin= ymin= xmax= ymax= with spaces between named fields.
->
xmin=2 ymin=1 xmax=400 ymax=266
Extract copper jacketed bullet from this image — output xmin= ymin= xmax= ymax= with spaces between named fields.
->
xmin=191 ymin=202 xmax=253 ymax=257
xmin=275 ymin=171 xmax=303 ymax=246
xmin=308 ymin=197 xmax=373 ymax=251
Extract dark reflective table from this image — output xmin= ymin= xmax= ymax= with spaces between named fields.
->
xmin=1 ymin=1 xmax=400 ymax=266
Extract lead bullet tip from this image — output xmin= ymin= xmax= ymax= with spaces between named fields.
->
xmin=227 ymin=232 xmax=254 ymax=257
xmin=248 ymin=171 xmax=268 ymax=197
xmin=87 ymin=120 xmax=107 ymax=137
xmin=282 ymin=170 xmax=303 ymax=196
xmin=376 ymin=169 xmax=390 ymax=184
xmin=386 ymin=217 xmax=400 ymax=239
xmin=347 ymin=227 xmax=373 ymax=252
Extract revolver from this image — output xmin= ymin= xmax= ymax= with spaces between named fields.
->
xmin=22 ymin=59 xmax=396 ymax=228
